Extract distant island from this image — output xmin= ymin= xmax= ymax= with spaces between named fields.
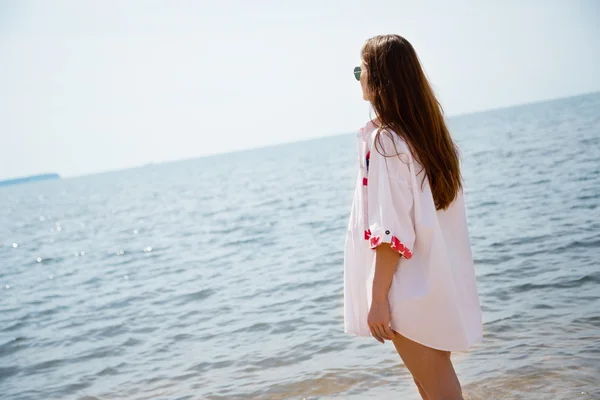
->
xmin=0 ymin=173 xmax=60 ymax=187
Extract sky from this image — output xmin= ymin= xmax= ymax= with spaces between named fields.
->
xmin=1 ymin=0 xmax=599 ymax=180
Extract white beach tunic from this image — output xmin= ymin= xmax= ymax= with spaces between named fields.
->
xmin=343 ymin=120 xmax=483 ymax=351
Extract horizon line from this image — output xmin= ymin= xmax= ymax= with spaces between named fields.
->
xmin=3 ymin=89 xmax=599 ymax=182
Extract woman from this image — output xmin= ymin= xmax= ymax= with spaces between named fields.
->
xmin=343 ymin=34 xmax=483 ymax=400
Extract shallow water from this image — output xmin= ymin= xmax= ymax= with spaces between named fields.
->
xmin=1 ymin=93 xmax=599 ymax=399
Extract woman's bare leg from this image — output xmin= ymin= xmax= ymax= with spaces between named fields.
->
xmin=414 ymin=379 xmax=429 ymax=400
xmin=391 ymin=332 xmax=463 ymax=400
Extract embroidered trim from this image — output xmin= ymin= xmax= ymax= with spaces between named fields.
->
xmin=366 ymin=232 xmax=413 ymax=259
xmin=369 ymin=236 xmax=382 ymax=248
xmin=390 ymin=236 xmax=413 ymax=259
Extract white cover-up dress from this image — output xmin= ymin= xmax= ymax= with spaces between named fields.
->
xmin=343 ymin=120 xmax=483 ymax=351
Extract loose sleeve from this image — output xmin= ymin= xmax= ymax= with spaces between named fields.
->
xmin=365 ymin=132 xmax=416 ymax=259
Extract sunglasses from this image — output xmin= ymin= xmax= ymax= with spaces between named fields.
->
xmin=354 ymin=66 xmax=361 ymax=81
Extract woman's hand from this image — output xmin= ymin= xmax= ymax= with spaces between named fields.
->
xmin=368 ymin=297 xmax=396 ymax=343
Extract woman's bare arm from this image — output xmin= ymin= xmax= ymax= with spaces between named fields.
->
xmin=368 ymin=243 xmax=401 ymax=342
xmin=372 ymin=243 xmax=400 ymax=301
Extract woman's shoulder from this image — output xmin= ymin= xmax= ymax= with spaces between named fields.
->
xmin=369 ymin=127 xmax=411 ymax=159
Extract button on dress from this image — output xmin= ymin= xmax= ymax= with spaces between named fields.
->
xmin=343 ymin=120 xmax=483 ymax=351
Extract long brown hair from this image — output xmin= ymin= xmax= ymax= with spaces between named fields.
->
xmin=362 ymin=34 xmax=462 ymax=210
